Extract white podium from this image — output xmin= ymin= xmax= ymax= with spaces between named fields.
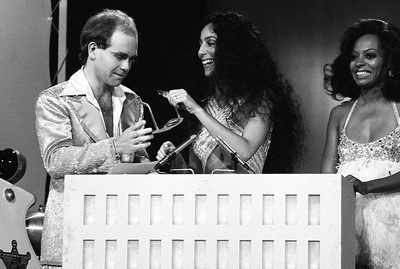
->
xmin=63 ymin=174 xmax=355 ymax=269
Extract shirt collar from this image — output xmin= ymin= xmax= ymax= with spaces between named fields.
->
xmin=59 ymin=66 xmax=135 ymax=98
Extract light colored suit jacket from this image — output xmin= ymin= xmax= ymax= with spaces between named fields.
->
xmin=35 ymin=68 xmax=148 ymax=266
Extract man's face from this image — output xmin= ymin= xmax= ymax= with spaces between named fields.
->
xmin=93 ymin=30 xmax=138 ymax=88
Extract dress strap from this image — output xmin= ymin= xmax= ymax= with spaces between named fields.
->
xmin=343 ymin=99 xmax=358 ymax=130
xmin=392 ymin=101 xmax=400 ymax=125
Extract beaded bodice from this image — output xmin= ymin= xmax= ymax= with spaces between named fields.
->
xmin=192 ymin=97 xmax=271 ymax=174
xmin=338 ymin=100 xmax=400 ymax=165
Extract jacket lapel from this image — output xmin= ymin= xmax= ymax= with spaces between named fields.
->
xmin=68 ymin=96 xmax=108 ymax=142
xmin=60 ymin=69 xmax=108 ymax=142
xmin=60 ymin=68 xmax=142 ymax=140
xmin=120 ymin=94 xmax=142 ymax=131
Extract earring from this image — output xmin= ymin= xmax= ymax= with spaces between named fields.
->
xmin=389 ymin=70 xmax=394 ymax=77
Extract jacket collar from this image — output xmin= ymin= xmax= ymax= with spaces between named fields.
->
xmin=60 ymin=67 xmax=137 ymax=142
xmin=59 ymin=67 xmax=135 ymax=97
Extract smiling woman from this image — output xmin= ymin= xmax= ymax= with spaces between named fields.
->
xmin=350 ymin=34 xmax=384 ymax=90
xmin=321 ymin=18 xmax=400 ymax=269
xmin=156 ymin=11 xmax=304 ymax=174
xmin=198 ymin=23 xmax=217 ymax=78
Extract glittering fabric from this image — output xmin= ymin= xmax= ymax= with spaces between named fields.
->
xmin=35 ymin=69 xmax=148 ymax=267
xmin=192 ymin=97 xmax=272 ymax=174
xmin=337 ymin=99 xmax=400 ymax=269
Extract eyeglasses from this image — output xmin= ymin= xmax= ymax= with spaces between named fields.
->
xmin=141 ymin=94 xmax=183 ymax=134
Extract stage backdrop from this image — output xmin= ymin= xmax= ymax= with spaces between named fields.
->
xmin=0 ymin=0 xmax=51 ymax=209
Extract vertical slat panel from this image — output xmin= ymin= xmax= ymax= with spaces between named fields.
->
xmin=105 ymin=240 xmax=117 ymax=269
xmin=172 ymin=240 xmax=184 ymax=269
xmin=106 ymin=195 xmax=118 ymax=225
xmin=308 ymin=195 xmax=320 ymax=226
xmin=173 ymin=195 xmax=185 ymax=225
xmin=262 ymin=240 xmax=274 ymax=269
xmin=240 ymin=195 xmax=252 ymax=225
xmin=82 ymin=240 xmax=95 ymax=269
xmin=127 ymin=240 xmax=139 ymax=269
xmin=308 ymin=241 xmax=320 ymax=269
xmin=262 ymin=194 xmax=274 ymax=225
xmin=149 ymin=240 xmax=161 ymax=269
xmin=239 ymin=240 xmax=251 ymax=269
xmin=194 ymin=240 xmax=206 ymax=269
xmin=217 ymin=240 xmax=229 ymax=269
xmin=285 ymin=240 xmax=297 ymax=269
xmin=128 ymin=194 xmax=140 ymax=225
xmin=195 ymin=194 xmax=207 ymax=225
xmin=218 ymin=194 xmax=229 ymax=225
xmin=150 ymin=195 xmax=162 ymax=225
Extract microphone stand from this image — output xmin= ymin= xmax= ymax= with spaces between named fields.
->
xmin=215 ymin=135 xmax=255 ymax=174
xmin=230 ymin=152 xmax=238 ymax=171
xmin=154 ymin=134 xmax=197 ymax=172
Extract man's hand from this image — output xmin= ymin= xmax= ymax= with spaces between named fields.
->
xmin=115 ymin=120 xmax=154 ymax=162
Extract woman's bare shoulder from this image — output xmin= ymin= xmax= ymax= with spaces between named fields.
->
xmin=328 ymin=100 xmax=355 ymax=129
xmin=331 ymin=100 xmax=354 ymax=116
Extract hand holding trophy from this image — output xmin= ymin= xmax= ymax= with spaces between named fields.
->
xmin=114 ymin=120 xmax=153 ymax=163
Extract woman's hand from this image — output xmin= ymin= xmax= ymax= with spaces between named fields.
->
xmin=345 ymin=175 xmax=369 ymax=195
xmin=156 ymin=141 xmax=176 ymax=161
xmin=165 ymin=89 xmax=202 ymax=115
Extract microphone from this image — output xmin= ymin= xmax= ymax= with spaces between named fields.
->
xmin=215 ymin=135 xmax=255 ymax=173
xmin=154 ymin=134 xmax=197 ymax=170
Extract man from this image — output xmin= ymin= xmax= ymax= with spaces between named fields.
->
xmin=35 ymin=9 xmax=153 ymax=268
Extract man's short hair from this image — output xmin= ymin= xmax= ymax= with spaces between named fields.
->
xmin=79 ymin=9 xmax=138 ymax=64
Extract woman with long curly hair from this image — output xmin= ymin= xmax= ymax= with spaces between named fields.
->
xmin=321 ymin=18 xmax=400 ymax=268
xmin=157 ymin=11 xmax=303 ymax=174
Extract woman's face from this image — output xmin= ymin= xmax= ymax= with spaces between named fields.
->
xmin=349 ymin=34 xmax=385 ymax=91
xmin=198 ymin=23 xmax=217 ymax=78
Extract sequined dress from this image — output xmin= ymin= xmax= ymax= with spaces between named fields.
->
xmin=337 ymin=99 xmax=400 ymax=269
xmin=192 ymin=97 xmax=272 ymax=174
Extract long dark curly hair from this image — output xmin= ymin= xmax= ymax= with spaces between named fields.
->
xmin=324 ymin=18 xmax=400 ymax=101
xmin=195 ymin=11 xmax=303 ymax=173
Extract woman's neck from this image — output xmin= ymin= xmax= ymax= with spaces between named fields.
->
xmin=213 ymin=83 xmax=226 ymax=103
xmin=358 ymin=88 xmax=390 ymax=108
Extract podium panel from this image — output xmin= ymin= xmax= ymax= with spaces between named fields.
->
xmin=63 ymin=174 xmax=355 ymax=269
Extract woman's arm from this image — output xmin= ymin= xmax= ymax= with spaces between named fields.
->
xmin=347 ymin=173 xmax=400 ymax=195
xmin=167 ymin=89 xmax=270 ymax=161
xmin=321 ymin=106 xmax=342 ymax=173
